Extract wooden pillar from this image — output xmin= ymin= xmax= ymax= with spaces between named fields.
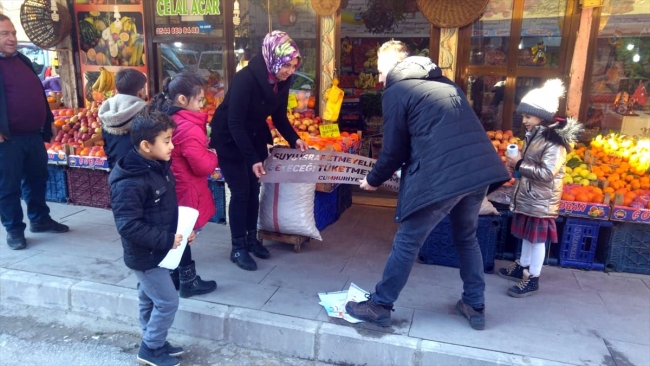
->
xmin=56 ymin=36 xmax=79 ymax=108
xmin=319 ymin=14 xmax=337 ymax=113
xmin=567 ymin=8 xmax=593 ymax=118
xmin=438 ymin=28 xmax=459 ymax=80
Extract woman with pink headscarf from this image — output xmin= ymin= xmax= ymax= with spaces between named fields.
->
xmin=209 ymin=31 xmax=308 ymax=271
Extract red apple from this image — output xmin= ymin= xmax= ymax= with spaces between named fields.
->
xmin=54 ymin=135 xmax=63 ymax=142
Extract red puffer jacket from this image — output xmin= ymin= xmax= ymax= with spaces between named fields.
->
xmin=170 ymin=109 xmax=219 ymax=230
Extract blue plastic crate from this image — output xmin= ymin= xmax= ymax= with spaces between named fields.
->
xmin=336 ymin=184 xmax=353 ymax=219
xmin=314 ymin=188 xmax=338 ymax=231
xmin=418 ymin=215 xmax=501 ymax=273
xmin=605 ymin=222 xmax=650 ymax=275
xmin=45 ymin=165 xmax=68 ymax=203
xmin=558 ymin=217 xmax=611 ymax=270
xmin=208 ymin=180 xmax=227 ymax=224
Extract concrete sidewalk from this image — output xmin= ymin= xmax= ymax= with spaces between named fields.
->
xmin=1 ymin=203 xmax=648 ymax=366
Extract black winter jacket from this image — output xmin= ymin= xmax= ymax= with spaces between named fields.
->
xmin=0 ymin=52 xmax=54 ymax=142
xmin=109 ymin=150 xmax=178 ymax=271
xmin=366 ymin=57 xmax=510 ymax=222
xmin=209 ymin=54 xmax=300 ymax=165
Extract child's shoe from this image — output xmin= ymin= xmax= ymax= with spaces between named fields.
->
xmin=137 ymin=342 xmax=180 ymax=366
xmin=163 ymin=341 xmax=184 ymax=357
xmin=497 ymin=259 xmax=527 ymax=281
xmin=507 ymin=269 xmax=539 ymax=298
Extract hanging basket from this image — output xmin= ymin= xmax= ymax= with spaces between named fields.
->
xmin=310 ymin=0 xmax=341 ymax=16
xmin=416 ymin=0 xmax=489 ymax=28
xmin=20 ymin=0 xmax=72 ymax=49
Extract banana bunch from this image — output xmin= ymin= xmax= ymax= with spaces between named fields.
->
xmin=363 ymin=44 xmax=380 ymax=69
xmin=92 ymin=67 xmax=115 ymax=93
xmin=129 ymin=37 xmax=144 ymax=66
xmin=354 ymin=73 xmax=378 ymax=89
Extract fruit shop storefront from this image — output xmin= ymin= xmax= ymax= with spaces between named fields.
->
xmin=26 ymin=0 xmax=650 ymax=274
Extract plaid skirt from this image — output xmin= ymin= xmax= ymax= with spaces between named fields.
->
xmin=511 ymin=213 xmax=558 ymax=244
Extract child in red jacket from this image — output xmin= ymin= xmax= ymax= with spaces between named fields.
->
xmin=151 ymin=71 xmax=218 ymax=298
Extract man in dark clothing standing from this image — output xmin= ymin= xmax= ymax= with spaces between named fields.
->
xmin=0 ymin=15 xmax=69 ymax=250
xmin=346 ymin=41 xmax=510 ymax=330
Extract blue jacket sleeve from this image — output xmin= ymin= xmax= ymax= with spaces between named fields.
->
xmin=366 ymin=95 xmax=410 ymax=187
xmin=111 ymin=180 xmax=175 ymax=252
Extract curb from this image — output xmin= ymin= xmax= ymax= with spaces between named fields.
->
xmin=0 ymin=270 xmax=569 ymax=366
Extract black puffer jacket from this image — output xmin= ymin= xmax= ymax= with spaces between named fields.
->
xmin=209 ymin=54 xmax=300 ymax=165
xmin=366 ymin=56 xmax=510 ymax=222
xmin=109 ymin=150 xmax=178 ymax=271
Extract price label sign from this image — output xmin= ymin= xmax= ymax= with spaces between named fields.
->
xmin=287 ymin=94 xmax=298 ymax=110
xmin=319 ymin=123 xmax=340 ymax=137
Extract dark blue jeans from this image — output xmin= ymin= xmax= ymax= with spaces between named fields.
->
xmin=0 ymin=133 xmax=51 ymax=234
xmin=373 ymin=186 xmax=488 ymax=308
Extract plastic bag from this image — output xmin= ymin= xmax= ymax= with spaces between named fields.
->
xmin=479 ymin=197 xmax=499 ymax=216
xmin=258 ymin=183 xmax=322 ymax=240
xmin=323 ymin=78 xmax=344 ymax=122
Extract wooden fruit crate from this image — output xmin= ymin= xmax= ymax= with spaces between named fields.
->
xmin=258 ymin=230 xmax=310 ymax=253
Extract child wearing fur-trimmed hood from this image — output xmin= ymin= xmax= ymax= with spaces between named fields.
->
xmin=498 ymin=79 xmax=584 ymax=298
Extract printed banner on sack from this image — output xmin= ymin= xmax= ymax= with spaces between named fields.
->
xmin=260 ymin=148 xmax=400 ymax=192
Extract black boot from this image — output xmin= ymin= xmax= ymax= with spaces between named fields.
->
xmin=497 ymin=259 xmax=528 ymax=281
xmin=507 ymin=269 xmax=540 ymax=298
xmin=178 ymin=260 xmax=217 ymax=298
xmin=246 ymin=230 xmax=270 ymax=259
xmin=231 ymin=236 xmax=257 ymax=271
xmin=169 ymin=269 xmax=180 ymax=291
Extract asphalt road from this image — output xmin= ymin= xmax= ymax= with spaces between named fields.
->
xmin=0 ymin=303 xmax=332 ymax=366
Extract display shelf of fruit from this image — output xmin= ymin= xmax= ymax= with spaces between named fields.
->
xmin=68 ymin=145 xmax=109 ymax=171
xmin=52 ymin=104 xmax=103 ymax=146
xmin=486 ymin=129 xmax=522 ymax=186
xmin=267 ymin=111 xmax=361 ymax=153
xmin=559 ymin=184 xmax=611 ymax=220
xmin=611 ymin=188 xmax=650 ymax=224
xmin=45 ymin=142 xmax=73 ymax=165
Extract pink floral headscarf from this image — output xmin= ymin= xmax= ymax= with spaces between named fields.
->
xmin=262 ymin=31 xmax=301 ymax=76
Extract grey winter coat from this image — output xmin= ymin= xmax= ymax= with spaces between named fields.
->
xmin=366 ymin=56 xmax=510 ymax=222
xmin=510 ymin=118 xmax=583 ymax=218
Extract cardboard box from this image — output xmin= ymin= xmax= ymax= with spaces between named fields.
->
xmin=68 ymin=155 xmax=109 ymax=171
xmin=558 ymin=201 xmax=611 ymax=220
xmin=610 ymin=206 xmax=650 ymax=224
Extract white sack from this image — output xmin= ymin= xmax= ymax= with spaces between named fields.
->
xmin=258 ymin=183 xmax=322 ymax=241
xmin=479 ymin=197 xmax=499 ymax=216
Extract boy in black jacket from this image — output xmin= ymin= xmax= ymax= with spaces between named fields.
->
xmin=109 ymin=109 xmax=190 ymax=366
xmin=99 ymin=68 xmax=147 ymax=170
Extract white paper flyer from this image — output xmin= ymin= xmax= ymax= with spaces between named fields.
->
xmin=318 ymin=283 xmax=369 ymax=324
xmin=158 ymin=206 xmax=199 ymax=270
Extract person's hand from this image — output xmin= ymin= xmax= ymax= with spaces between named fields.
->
xmin=295 ymin=139 xmax=308 ymax=152
xmin=0 ymin=133 xmax=5 ymax=143
xmin=208 ymin=148 xmax=217 ymax=155
xmin=172 ymin=234 xmax=183 ymax=249
xmin=188 ymin=231 xmax=196 ymax=245
xmin=506 ymin=153 xmax=521 ymax=169
xmin=359 ymin=177 xmax=378 ymax=191
xmin=252 ymin=162 xmax=266 ymax=178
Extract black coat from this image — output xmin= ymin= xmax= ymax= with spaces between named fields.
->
xmin=0 ymin=52 xmax=54 ymax=142
xmin=209 ymin=55 xmax=300 ymax=165
xmin=109 ymin=150 xmax=178 ymax=271
xmin=366 ymin=57 xmax=510 ymax=222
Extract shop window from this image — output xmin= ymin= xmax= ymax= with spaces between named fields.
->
xmin=233 ymin=0 xmax=318 ymax=94
xmin=470 ymin=0 xmax=513 ymax=66
xmin=518 ymin=0 xmax=567 ymax=68
xmin=336 ymin=0 xmax=430 ymax=135
xmin=468 ymin=75 xmax=508 ymax=131
xmin=153 ymin=0 xmax=224 ymax=37
xmin=157 ymin=42 xmax=226 ymax=121
xmin=585 ymin=1 xmax=650 ymax=136
xmin=458 ymin=0 xmax=575 ymax=131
